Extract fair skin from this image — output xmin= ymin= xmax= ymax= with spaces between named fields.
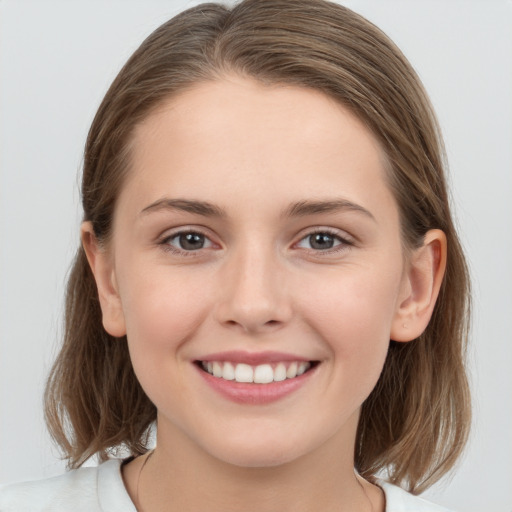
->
xmin=83 ymin=76 xmax=446 ymax=512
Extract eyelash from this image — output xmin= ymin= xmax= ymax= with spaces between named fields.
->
xmin=158 ymin=228 xmax=354 ymax=257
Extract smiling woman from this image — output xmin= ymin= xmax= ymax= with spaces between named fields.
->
xmin=84 ymin=80 xmax=427 ymax=483
xmin=0 ymin=1 xmax=471 ymax=512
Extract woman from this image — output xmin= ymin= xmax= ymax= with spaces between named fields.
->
xmin=0 ymin=1 xmax=471 ymax=510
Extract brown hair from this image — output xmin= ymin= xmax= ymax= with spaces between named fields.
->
xmin=45 ymin=0 xmax=471 ymax=494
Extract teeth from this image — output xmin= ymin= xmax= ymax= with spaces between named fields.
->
xmin=297 ymin=362 xmax=308 ymax=376
xmin=212 ymin=362 xmax=223 ymax=378
xmin=222 ymin=362 xmax=235 ymax=381
xmin=286 ymin=362 xmax=298 ymax=379
xmin=274 ymin=363 xmax=287 ymax=382
xmin=201 ymin=361 xmax=312 ymax=383
xmin=234 ymin=363 xmax=253 ymax=383
xmin=254 ymin=364 xmax=273 ymax=384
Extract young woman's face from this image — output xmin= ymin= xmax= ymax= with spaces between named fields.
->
xmin=104 ymin=76 xmax=412 ymax=467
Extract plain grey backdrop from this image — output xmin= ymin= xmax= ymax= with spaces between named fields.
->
xmin=1 ymin=1 xmax=511 ymax=510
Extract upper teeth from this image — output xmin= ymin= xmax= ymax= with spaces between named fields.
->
xmin=202 ymin=361 xmax=311 ymax=384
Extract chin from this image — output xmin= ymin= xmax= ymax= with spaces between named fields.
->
xmin=202 ymin=430 xmax=314 ymax=469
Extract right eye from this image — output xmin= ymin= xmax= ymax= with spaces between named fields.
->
xmin=161 ymin=231 xmax=214 ymax=253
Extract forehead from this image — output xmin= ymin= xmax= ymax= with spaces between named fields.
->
xmin=120 ymin=76 xmax=397 ymax=224
xmin=133 ymin=76 xmax=382 ymax=162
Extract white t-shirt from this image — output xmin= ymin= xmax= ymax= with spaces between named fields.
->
xmin=0 ymin=459 xmax=454 ymax=512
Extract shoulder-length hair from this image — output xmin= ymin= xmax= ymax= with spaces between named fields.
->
xmin=45 ymin=0 xmax=471 ymax=494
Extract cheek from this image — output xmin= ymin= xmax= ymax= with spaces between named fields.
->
xmin=302 ymin=265 xmax=400 ymax=336
xmin=296 ymin=262 xmax=402 ymax=384
xmin=116 ymin=261 xmax=211 ymax=370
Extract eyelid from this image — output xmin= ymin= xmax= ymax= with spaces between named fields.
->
xmin=157 ymin=224 xmax=215 ymax=241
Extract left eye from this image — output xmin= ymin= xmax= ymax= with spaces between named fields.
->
xmin=165 ymin=232 xmax=213 ymax=251
xmin=296 ymin=232 xmax=344 ymax=251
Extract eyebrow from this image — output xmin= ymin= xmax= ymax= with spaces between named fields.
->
xmin=140 ymin=197 xmax=375 ymax=221
xmin=141 ymin=198 xmax=227 ymax=217
xmin=282 ymin=199 xmax=376 ymax=221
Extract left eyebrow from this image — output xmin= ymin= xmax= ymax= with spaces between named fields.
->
xmin=282 ymin=199 xmax=376 ymax=222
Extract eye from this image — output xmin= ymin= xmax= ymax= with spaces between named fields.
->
xmin=163 ymin=231 xmax=213 ymax=252
xmin=296 ymin=231 xmax=350 ymax=251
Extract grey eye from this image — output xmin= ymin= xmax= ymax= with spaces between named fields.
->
xmin=309 ymin=233 xmax=335 ymax=250
xmin=168 ymin=232 xmax=212 ymax=251
xmin=296 ymin=232 xmax=344 ymax=251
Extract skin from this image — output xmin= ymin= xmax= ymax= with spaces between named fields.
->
xmin=83 ymin=75 xmax=446 ymax=512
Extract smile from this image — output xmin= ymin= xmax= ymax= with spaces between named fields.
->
xmin=194 ymin=352 xmax=320 ymax=404
xmin=199 ymin=361 xmax=312 ymax=384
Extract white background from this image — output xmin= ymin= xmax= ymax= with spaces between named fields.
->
xmin=1 ymin=1 xmax=511 ymax=510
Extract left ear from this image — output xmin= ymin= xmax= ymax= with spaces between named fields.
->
xmin=391 ymin=229 xmax=447 ymax=342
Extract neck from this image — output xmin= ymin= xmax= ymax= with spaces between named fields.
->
xmin=124 ymin=414 xmax=383 ymax=512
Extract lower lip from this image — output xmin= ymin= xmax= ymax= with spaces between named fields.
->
xmin=195 ymin=364 xmax=317 ymax=405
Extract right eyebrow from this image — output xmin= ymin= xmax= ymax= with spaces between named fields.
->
xmin=140 ymin=198 xmax=227 ymax=218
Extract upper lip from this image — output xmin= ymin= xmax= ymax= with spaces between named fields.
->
xmin=196 ymin=350 xmax=314 ymax=365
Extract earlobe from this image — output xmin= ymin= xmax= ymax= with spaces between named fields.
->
xmin=391 ymin=229 xmax=447 ymax=342
xmin=81 ymin=222 xmax=127 ymax=337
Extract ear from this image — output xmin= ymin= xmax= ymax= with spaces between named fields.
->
xmin=81 ymin=222 xmax=126 ymax=337
xmin=391 ymin=229 xmax=447 ymax=342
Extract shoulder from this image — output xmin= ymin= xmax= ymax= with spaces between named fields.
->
xmin=380 ymin=481 xmax=455 ymax=512
xmin=0 ymin=459 xmax=136 ymax=512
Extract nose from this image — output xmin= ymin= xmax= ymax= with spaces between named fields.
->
xmin=214 ymin=242 xmax=292 ymax=334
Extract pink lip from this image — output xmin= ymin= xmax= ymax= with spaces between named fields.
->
xmin=196 ymin=350 xmax=311 ymax=365
xmin=194 ymin=354 xmax=318 ymax=405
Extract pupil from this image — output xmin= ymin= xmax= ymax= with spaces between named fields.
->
xmin=310 ymin=233 xmax=334 ymax=250
xmin=180 ymin=233 xmax=204 ymax=250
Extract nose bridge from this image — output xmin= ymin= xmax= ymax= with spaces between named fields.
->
xmin=216 ymin=237 xmax=291 ymax=332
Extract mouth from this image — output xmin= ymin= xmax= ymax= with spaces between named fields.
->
xmin=195 ymin=360 xmax=319 ymax=384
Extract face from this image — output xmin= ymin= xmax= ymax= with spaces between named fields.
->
xmin=93 ymin=76 xmax=415 ymax=468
